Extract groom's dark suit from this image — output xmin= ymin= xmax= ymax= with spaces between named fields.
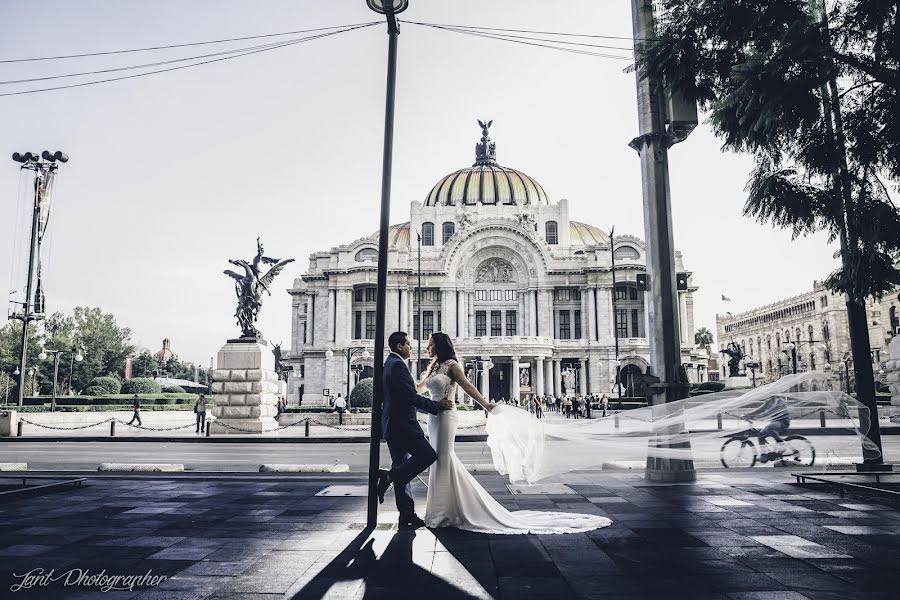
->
xmin=382 ymin=352 xmax=443 ymax=519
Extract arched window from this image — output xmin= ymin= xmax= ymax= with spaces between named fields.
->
xmin=891 ymin=306 xmax=899 ymax=335
xmin=808 ymin=325 xmax=815 ymax=341
xmin=613 ymin=246 xmax=639 ymax=260
xmin=545 ymin=221 xmax=558 ymax=245
xmin=767 ymin=336 xmax=772 ymax=350
xmin=354 ymin=248 xmax=378 ymax=263
xmin=421 ymin=222 xmax=434 ymax=246
xmin=442 ymin=221 xmax=455 ymax=244
xmin=810 ymin=353 xmax=816 ymax=370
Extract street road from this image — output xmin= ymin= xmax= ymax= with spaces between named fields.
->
xmin=1 ymin=437 xmax=897 ymax=471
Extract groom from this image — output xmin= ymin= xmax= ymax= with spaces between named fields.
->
xmin=376 ymin=331 xmax=453 ymax=529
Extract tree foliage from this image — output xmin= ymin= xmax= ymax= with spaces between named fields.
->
xmin=349 ymin=378 xmax=373 ymax=408
xmin=694 ymin=327 xmax=715 ymax=347
xmin=639 ymin=0 xmax=900 ymax=301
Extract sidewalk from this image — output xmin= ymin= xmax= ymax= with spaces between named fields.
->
xmin=0 ymin=470 xmax=897 ymax=599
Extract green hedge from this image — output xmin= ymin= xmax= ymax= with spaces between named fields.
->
xmin=89 ymin=376 xmax=122 ymax=395
xmin=121 ymin=378 xmax=161 ymax=394
xmin=0 ymin=403 xmax=196 ymax=413
xmin=21 ymin=394 xmax=198 ymax=406
xmin=348 ymin=378 xmax=373 ymax=408
xmin=696 ymin=381 xmax=726 ymax=392
xmin=162 ymin=385 xmax=186 ymax=394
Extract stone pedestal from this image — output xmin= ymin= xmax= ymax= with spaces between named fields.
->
xmin=209 ymin=341 xmax=279 ymax=434
xmin=725 ymin=376 xmax=752 ymax=389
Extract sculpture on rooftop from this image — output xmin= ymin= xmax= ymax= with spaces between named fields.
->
xmin=224 ymin=238 xmax=294 ymax=340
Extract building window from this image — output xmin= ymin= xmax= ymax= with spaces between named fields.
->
xmin=506 ymin=310 xmax=517 ymax=336
xmin=559 ymin=310 xmax=571 ymax=340
xmin=476 ymin=311 xmax=486 ymax=336
xmin=545 ymin=221 xmax=558 ymax=245
xmin=442 ymin=222 xmax=455 ymax=244
xmin=574 ymin=310 xmax=582 ymax=339
xmin=413 ymin=314 xmax=419 ymax=339
xmin=615 ymin=286 xmax=628 ymax=300
xmin=554 ymin=288 xmax=581 ymax=301
xmin=365 ymin=311 xmax=376 ymax=339
xmin=490 ymin=311 xmax=502 ymax=336
xmin=355 ymin=248 xmax=378 ymax=262
xmin=613 ymin=246 xmax=640 ymax=260
xmin=616 ymin=309 xmax=628 ymax=339
xmin=414 ymin=289 xmax=440 ymax=302
xmin=362 ymin=287 xmax=375 ymax=302
xmin=474 ymin=289 xmax=518 ymax=302
xmin=354 ymin=311 xmax=362 ymax=339
xmin=631 ymin=309 xmax=640 ymax=338
xmin=422 ymin=222 xmax=434 ymax=246
xmin=438 ymin=311 xmax=442 ymax=333
xmin=423 ymin=311 xmax=434 ymax=338
xmin=354 ymin=289 xmax=362 ymax=302
xmin=810 ymin=353 xmax=816 ymax=370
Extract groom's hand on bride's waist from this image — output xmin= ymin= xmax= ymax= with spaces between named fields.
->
xmin=439 ymin=398 xmax=454 ymax=411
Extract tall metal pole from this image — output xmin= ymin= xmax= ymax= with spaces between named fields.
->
xmin=367 ymin=4 xmax=400 ymax=528
xmin=610 ymin=225 xmax=621 ymax=399
xmin=416 ymin=230 xmax=422 ymax=376
xmin=51 ymin=352 xmax=60 ymax=412
xmin=16 ymin=171 xmax=44 ymax=407
xmin=630 ymin=0 xmax=695 ymax=482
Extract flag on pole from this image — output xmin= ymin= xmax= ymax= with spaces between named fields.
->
xmin=721 ymin=294 xmax=731 ymax=302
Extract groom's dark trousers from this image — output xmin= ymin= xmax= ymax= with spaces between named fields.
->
xmin=382 ymin=353 xmax=442 ymax=518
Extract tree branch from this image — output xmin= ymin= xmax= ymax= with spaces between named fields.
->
xmin=831 ymin=50 xmax=900 ymax=89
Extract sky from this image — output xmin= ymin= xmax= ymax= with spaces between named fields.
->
xmin=0 ymin=0 xmax=841 ymax=366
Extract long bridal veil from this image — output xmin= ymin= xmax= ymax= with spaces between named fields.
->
xmin=485 ymin=372 xmax=886 ymax=484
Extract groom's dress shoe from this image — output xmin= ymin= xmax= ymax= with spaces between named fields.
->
xmin=399 ymin=514 xmax=426 ymax=529
xmin=376 ymin=469 xmax=392 ymax=504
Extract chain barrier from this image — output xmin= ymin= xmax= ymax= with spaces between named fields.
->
xmin=115 ymin=419 xmax=197 ymax=432
xmin=18 ymin=417 xmax=115 ymax=430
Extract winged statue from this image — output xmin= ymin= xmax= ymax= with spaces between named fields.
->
xmin=224 ymin=238 xmax=294 ymax=340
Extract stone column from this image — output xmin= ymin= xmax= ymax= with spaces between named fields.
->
xmin=678 ymin=292 xmax=689 ymax=345
xmin=544 ymin=358 xmax=553 ymax=396
xmin=441 ymin=288 xmax=455 ymax=336
xmin=511 ymin=355 xmax=521 ymax=401
xmin=518 ymin=292 xmax=525 ymax=335
xmin=335 ymin=289 xmax=351 ymax=345
xmin=480 ymin=356 xmax=491 ymax=401
xmin=326 ymin=289 xmax=336 ymax=343
xmin=468 ymin=292 xmax=476 ymax=337
xmin=535 ymin=356 xmax=545 ymax=399
xmin=553 ymin=359 xmax=562 ymax=397
xmin=579 ymin=358 xmax=588 ymax=396
xmin=540 ymin=289 xmax=554 ymax=339
xmin=525 ymin=289 xmax=534 ymax=336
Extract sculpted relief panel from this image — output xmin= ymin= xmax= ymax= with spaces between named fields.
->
xmin=475 ymin=259 xmax=515 ymax=283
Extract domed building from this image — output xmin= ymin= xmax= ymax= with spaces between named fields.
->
xmin=286 ymin=123 xmax=708 ymax=404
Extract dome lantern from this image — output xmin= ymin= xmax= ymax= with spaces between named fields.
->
xmin=425 ymin=120 xmax=550 ymax=208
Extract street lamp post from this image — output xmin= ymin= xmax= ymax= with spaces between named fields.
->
xmin=366 ymin=0 xmax=408 ymax=528
xmin=345 ymin=346 xmax=371 ymax=399
xmin=9 ymin=150 xmax=68 ymax=406
xmin=39 ymin=346 xmax=83 ymax=412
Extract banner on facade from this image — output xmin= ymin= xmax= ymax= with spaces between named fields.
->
xmin=519 ymin=365 xmax=531 ymax=392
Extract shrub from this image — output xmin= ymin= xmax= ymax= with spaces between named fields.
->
xmin=81 ymin=386 xmax=107 ymax=397
xmin=163 ymin=385 xmax=186 ymax=394
xmin=89 ymin=376 xmax=121 ymax=395
xmin=121 ymin=378 xmax=162 ymax=394
xmin=696 ymin=381 xmax=726 ymax=392
xmin=348 ymin=378 xmax=373 ymax=408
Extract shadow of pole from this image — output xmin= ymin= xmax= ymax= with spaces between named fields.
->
xmin=290 ymin=527 xmax=485 ymax=600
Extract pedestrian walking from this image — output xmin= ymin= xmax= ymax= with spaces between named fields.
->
xmin=127 ymin=394 xmax=142 ymax=426
xmin=601 ymin=394 xmax=609 ymax=418
xmin=194 ymin=394 xmax=207 ymax=433
xmin=333 ymin=393 xmax=347 ymax=414
xmin=573 ymin=396 xmax=581 ymax=419
xmin=535 ymin=397 xmax=543 ymax=420
xmin=563 ymin=397 xmax=573 ymax=419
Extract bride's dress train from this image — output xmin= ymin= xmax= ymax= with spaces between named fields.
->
xmin=422 ymin=361 xmax=611 ymax=535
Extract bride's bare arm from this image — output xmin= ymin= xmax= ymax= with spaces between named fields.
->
xmin=447 ymin=362 xmax=495 ymax=412
xmin=415 ymin=376 xmax=428 ymax=393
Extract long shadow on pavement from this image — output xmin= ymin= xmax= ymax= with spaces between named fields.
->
xmin=290 ymin=527 xmax=484 ymax=599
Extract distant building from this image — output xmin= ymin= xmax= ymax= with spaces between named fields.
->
xmin=716 ymin=281 xmax=900 ymax=387
xmin=155 ymin=338 xmax=175 ymax=363
xmin=285 ymin=124 xmax=708 ymax=405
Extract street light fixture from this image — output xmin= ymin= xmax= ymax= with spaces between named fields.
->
xmin=366 ymin=0 xmax=406 ymax=528
xmin=345 ymin=346 xmax=371 ymax=399
xmin=39 ymin=346 xmax=83 ymax=412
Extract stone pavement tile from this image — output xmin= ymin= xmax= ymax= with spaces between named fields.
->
xmin=764 ymin=570 xmax=858 ymax=593
xmin=498 ymin=575 xmax=573 ymax=598
xmin=703 ymin=572 xmax=785 ymax=592
xmin=0 ymin=544 xmax=58 ymax=557
xmin=177 ymin=561 xmax=251 ymax=577
xmin=124 ymin=536 xmax=188 ymax=548
xmin=148 ymin=547 xmax=220 ymax=561
xmin=727 ymin=592 xmax=813 ymax=600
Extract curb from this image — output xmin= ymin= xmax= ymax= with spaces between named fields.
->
xmin=259 ymin=464 xmax=350 ymax=473
xmin=98 ymin=463 xmax=185 ymax=472
xmin=0 ymin=434 xmax=490 ymax=443
xmin=602 ymin=461 xmax=646 ymax=470
xmin=0 ymin=463 xmax=27 ymax=471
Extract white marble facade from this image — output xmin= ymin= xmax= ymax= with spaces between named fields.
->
xmin=285 ymin=127 xmax=707 ymax=404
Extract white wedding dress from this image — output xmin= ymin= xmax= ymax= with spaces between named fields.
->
xmin=423 ymin=360 xmax=612 ymax=534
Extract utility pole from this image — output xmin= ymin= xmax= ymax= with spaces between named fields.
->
xmin=9 ymin=151 xmax=68 ymax=407
xmin=629 ymin=0 xmax=696 ymax=482
xmin=416 ymin=229 xmax=422 ymax=376
xmin=609 ymin=225 xmax=622 ymax=399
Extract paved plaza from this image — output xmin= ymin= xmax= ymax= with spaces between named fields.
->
xmin=0 ymin=470 xmax=898 ymax=599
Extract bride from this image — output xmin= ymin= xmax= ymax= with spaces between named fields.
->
xmin=416 ymin=332 xmax=611 ymax=534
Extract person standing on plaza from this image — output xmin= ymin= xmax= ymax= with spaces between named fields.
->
xmin=127 ymin=394 xmax=142 ymax=426
xmin=601 ymin=394 xmax=609 ymax=418
xmin=333 ymin=393 xmax=347 ymax=415
xmin=194 ymin=394 xmax=207 ymax=433
xmin=535 ymin=396 xmax=543 ymax=420
xmin=572 ymin=396 xmax=581 ymax=419
xmin=563 ymin=396 xmax=573 ymax=419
